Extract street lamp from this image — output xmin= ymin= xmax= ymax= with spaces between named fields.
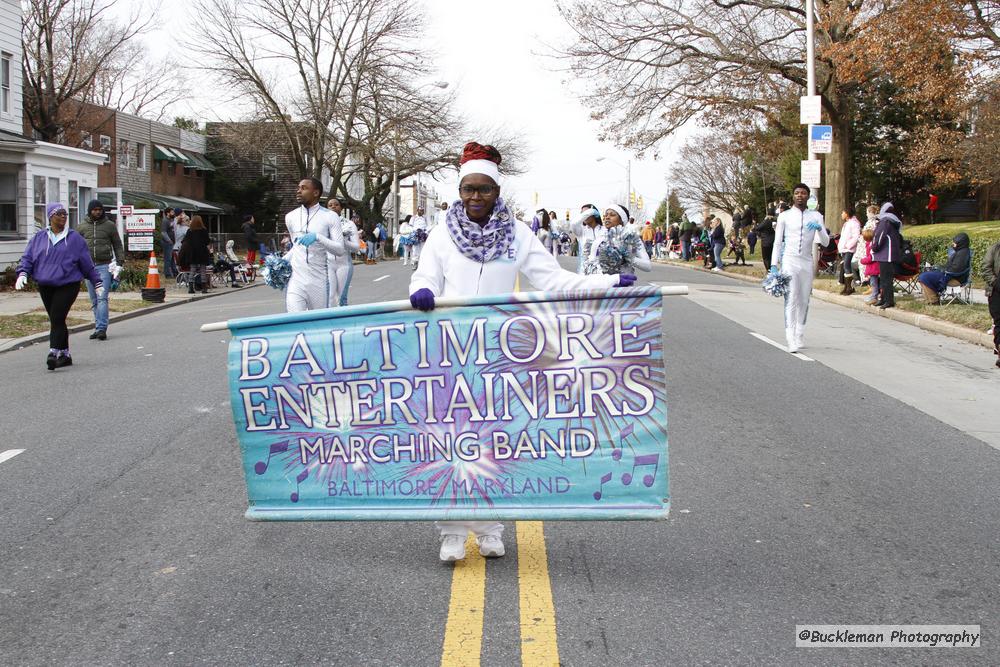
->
xmin=596 ymin=156 xmax=631 ymax=212
xmin=392 ymin=81 xmax=449 ymax=237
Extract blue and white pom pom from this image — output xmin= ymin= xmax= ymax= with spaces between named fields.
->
xmin=583 ymin=226 xmax=642 ymax=275
xmin=762 ymin=271 xmax=791 ymax=298
xmin=414 ymin=228 xmax=428 ymax=244
xmin=262 ymin=253 xmax=293 ymax=290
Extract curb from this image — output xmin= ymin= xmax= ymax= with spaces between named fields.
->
xmin=0 ymin=282 xmax=262 ymax=354
xmin=656 ymin=259 xmax=994 ymax=350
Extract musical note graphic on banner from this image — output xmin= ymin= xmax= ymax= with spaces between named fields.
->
xmin=593 ymin=472 xmax=614 ymax=500
xmin=621 ymin=454 xmax=659 ymax=487
xmin=254 ymin=441 xmax=290 ymax=475
xmin=290 ymin=469 xmax=309 ymax=502
xmin=612 ymin=423 xmax=635 ymax=461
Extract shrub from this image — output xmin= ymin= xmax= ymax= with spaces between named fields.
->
xmin=907 ymin=233 xmax=1000 ymax=269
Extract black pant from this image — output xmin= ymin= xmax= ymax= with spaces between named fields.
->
xmin=989 ymin=288 xmax=1000 ymax=350
xmin=878 ymin=261 xmax=895 ymax=306
xmin=38 ymin=282 xmax=80 ymax=350
xmin=761 ymin=243 xmax=773 ymax=271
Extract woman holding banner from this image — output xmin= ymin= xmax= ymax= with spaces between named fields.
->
xmin=409 ymin=141 xmax=637 ymax=562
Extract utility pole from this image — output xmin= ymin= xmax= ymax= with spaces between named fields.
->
xmin=391 ymin=128 xmax=399 ymax=239
xmin=806 ymin=0 xmax=818 ymax=181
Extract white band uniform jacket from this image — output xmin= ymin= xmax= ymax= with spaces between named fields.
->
xmin=409 ymin=220 xmax=619 ymax=298
xmin=569 ymin=216 xmax=607 ymax=273
xmin=284 ymin=204 xmax=347 ymax=312
xmin=771 ymin=207 xmax=830 ymax=268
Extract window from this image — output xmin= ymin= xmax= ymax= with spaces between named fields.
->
xmin=68 ymin=180 xmax=79 ymax=228
xmin=262 ymin=154 xmax=277 ymax=180
xmin=136 ymin=143 xmax=147 ymax=170
xmin=33 ymin=175 xmax=46 ymax=229
xmin=100 ymin=135 xmax=111 ymax=153
xmin=167 ymin=161 xmax=176 ymax=175
xmin=154 ymin=160 xmax=162 ymax=173
xmin=48 ymin=177 xmax=60 ymax=204
xmin=1 ymin=53 xmax=10 ymax=115
xmin=0 ymin=173 xmax=16 ymax=237
xmin=119 ymin=139 xmax=129 ymax=167
xmin=81 ymin=132 xmax=93 ymax=149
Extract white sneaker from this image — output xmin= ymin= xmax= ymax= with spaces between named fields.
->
xmin=439 ymin=535 xmax=466 ymax=562
xmin=711 ymin=267 xmax=721 ymax=272
xmin=477 ymin=534 xmax=505 ymax=558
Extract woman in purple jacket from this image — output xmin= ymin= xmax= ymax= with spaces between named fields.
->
xmin=15 ymin=202 xmax=103 ymax=370
xmin=871 ymin=202 xmax=903 ymax=309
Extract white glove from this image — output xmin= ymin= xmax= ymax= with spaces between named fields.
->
xmin=573 ymin=208 xmax=601 ymax=227
xmin=15 ymin=274 xmax=27 ymax=290
xmin=109 ymin=260 xmax=121 ymax=280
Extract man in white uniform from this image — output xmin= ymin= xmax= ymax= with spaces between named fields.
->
xmin=570 ymin=203 xmax=607 ymax=273
xmin=410 ymin=206 xmax=428 ymax=268
xmin=284 ymin=177 xmax=347 ymax=312
xmin=770 ymin=183 xmax=830 ymax=353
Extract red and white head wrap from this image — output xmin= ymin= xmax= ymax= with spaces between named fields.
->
xmin=458 ymin=142 xmax=502 ymax=185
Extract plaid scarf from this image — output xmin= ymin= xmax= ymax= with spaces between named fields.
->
xmin=444 ymin=198 xmax=515 ymax=263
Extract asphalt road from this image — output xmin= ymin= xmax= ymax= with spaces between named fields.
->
xmin=0 ymin=257 xmax=997 ymax=666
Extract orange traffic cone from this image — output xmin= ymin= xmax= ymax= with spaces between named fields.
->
xmin=144 ymin=252 xmax=161 ymax=289
xmin=140 ymin=252 xmax=166 ymax=302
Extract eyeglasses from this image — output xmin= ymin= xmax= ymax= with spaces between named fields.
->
xmin=459 ymin=184 xmax=497 ymax=197
xmin=51 ymin=210 xmax=67 ymax=216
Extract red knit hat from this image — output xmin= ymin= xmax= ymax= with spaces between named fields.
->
xmin=459 ymin=142 xmax=502 ymax=184
xmin=460 ymin=142 xmax=501 ymax=166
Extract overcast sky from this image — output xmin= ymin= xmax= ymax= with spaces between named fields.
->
xmin=144 ymin=0 xmax=693 ymax=221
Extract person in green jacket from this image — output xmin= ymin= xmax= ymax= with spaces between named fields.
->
xmin=78 ymin=199 xmax=125 ymax=340
xmin=983 ymin=238 xmax=1000 ymax=368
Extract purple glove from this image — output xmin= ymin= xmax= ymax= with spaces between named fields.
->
xmin=616 ymin=273 xmax=637 ymax=287
xmin=409 ymin=288 xmax=435 ymax=311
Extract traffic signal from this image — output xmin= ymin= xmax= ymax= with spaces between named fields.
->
xmin=638 ymin=196 xmax=644 ymax=210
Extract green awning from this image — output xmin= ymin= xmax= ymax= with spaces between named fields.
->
xmin=154 ymin=145 xmax=183 ymax=162
xmin=176 ymin=150 xmax=216 ymax=171
xmin=120 ymin=190 xmax=223 ymax=214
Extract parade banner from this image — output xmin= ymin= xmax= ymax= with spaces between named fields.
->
xmin=212 ymin=286 xmax=680 ymax=521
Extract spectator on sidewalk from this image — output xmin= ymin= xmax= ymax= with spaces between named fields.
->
xmin=918 ymin=233 xmax=972 ymax=305
xmin=838 ymin=207 xmax=862 ymax=295
xmin=982 ymin=237 xmax=1000 ymax=368
xmin=710 ymin=216 xmax=726 ymax=272
xmin=871 ymin=202 xmax=903 ymax=310
xmin=754 ymin=215 xmax=776 ymax=271
xmin=161 ymin=207 xmax=177 ymax=278
xmin=727 ymin=228 xmax=747 ymax=266
xmin=179 ymin=215 xmax=213 ymax=294
xmin=78 ymin=199 xmax=124 ymax=341
xmin=242 ymin=214 xmax=260 ymax=266
xmin=641 ymin=221 xmax=655 ymax=257
xmin=859 ymin=227 xmax=880 ymax=305
xmin=679 ymin=218 xmax=696 ymax=260
xmin=174 ymin=210 xmax=190 ymax=249
xmin=15 ymin=203 xmax=102 ymax=370
xmin=362 ymin=218 xmax=378 ymax=265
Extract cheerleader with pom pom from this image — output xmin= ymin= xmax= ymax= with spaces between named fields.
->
xmin=582 ymin=204 xmax=651 ymax=276
xmin=283 ymin=177 xmax=346 ymax=312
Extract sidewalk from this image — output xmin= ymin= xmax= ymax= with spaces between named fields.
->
xmin=655 ymin=257 xmax=995 ymax=350
xmin=0 ymin=282 xmax=259 ymax=353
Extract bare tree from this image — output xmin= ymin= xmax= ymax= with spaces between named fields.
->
xmin=88 ymin=42 xmax=188 ymax=122
xmin=668 ymin=133 xmax=753 ymax=216
xmin=556 ymin=0 xmax=904 ymax=230
xmin=193 ymin=0 xmax=528 ymax=225
xmin=21 ymin=0 xmax=175 ymax=142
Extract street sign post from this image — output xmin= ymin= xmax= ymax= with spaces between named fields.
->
xmin=801 ymin=160 xmax=822 ymax=189
xmin=800 ymin=96 xmax=822 ymax=125
xmin=809 ymin=125 xmax=833 ymax=154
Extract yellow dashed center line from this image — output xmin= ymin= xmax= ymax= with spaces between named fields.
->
xmin=441 ymin=536 xmax=486 ymax=666
xmin=440 ymin=523 xmax=560 ymax=666
xmin=517 ymin=521 xmax=560 ymax=666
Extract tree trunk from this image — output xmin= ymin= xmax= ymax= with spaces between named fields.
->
xmin=823 ymin=118 xmax=850 ymax=234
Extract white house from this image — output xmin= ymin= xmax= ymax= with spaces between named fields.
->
xmin=0 ymin=0 xmax=106 ymax=266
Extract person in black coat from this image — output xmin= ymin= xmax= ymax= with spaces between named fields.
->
xmin=178 ymin=215 xmax=213 ymax=293
xmin=754 ymin=216 xmax=777 ymax=271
